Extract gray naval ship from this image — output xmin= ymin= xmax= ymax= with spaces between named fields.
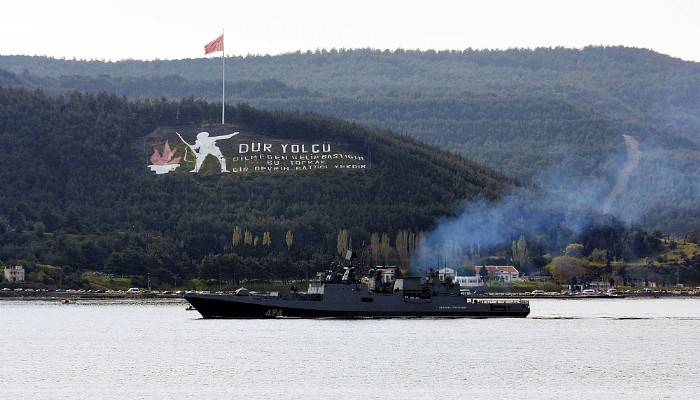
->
xmin=185 ymin=265 xmax=530 ymax=319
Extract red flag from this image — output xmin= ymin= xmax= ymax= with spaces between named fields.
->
xmin=204 ymin=34 xmax=224 ymax=55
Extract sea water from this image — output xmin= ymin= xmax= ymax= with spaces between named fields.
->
xmin=1 ymin=298 xmax=699 ymax=399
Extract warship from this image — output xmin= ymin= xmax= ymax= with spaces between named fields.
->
xmin=184 ymin=265 xmax=530 ymax=319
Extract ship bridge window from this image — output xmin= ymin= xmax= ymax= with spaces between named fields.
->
xmin=361 ymin=297 xmax=374 ymax=303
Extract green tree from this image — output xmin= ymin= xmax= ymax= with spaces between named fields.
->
xmin=478 ymin=265 xmax=489 ymax=282
xmin=589 ymin=248 xmax=607 ymax=262
xmin=33 ymin=222 xmax=46 ymax=238
xmin=546 ymin=256 xmax=589 ymax=284
xmin=618 ymin=264 xmax=628 ymax=285
xmin=565 ymin=243 xmax=584 ymax=258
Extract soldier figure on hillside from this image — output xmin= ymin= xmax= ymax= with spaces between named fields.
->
xmin=177 ymin=131 xmax=238 ymax=173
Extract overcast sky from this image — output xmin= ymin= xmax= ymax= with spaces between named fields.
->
xmin=3 ymin=0 xmax=699 ymax=61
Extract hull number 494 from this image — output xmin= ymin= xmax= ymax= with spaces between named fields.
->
xmin=264 ymin=308 xmax=282 ymax=317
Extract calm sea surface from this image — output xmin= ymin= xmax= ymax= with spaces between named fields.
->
xmin=1 ymin=298 xmax=699 ymax=399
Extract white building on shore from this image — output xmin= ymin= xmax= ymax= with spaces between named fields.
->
xmin=3 ymin=265 xmax=25 ymax=283
xmin=475 ymin=265 xmax=520 ymax=282
xmin=454 ymin=275 xmax=483 ymax=288
xmin=437 ymin=267 xmax=455 ymax=281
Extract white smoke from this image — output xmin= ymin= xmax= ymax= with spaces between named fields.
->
xmin=412 ymin=133 xmax=644 ymax=270
xmin=412 ymin=128 xmax=700 ymax=271
xmin=602 ymin=134 xmax=640 ymax=214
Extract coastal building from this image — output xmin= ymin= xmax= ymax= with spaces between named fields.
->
xmin=589 ymin=281 xmax=614 ymax=291
xmin=475 ymin=265 xmax=520 ymax=282
xmin=373 ymin=266 xmax=397 ymax=284
xmin=3 ymin=265 xmax=25 ymax=283
xmin=626 ymin=279 xmax=657 ymax=288
xmin=437 ymin=267 xmax=455 ymax=281
xmin=526 ymin=271 xmax=551 ymax=282
xmin=454 ymin=275 xmax=483 ymax=288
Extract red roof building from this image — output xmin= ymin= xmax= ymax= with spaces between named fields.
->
xmin=475 ymin=265 xmax=520 ymax=282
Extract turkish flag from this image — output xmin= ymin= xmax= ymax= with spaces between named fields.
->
xmin=204 ymin=34 xmax=224 ymax=54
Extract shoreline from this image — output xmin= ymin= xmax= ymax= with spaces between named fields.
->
xmin=2 ymin=292 xmax=699 ymax=301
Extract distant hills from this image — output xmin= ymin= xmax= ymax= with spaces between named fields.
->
xmin=1 ymin=46 xmax=699 ymax=233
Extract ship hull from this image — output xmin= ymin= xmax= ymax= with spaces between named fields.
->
xmin=184 ymin=293 xmax=530 ymax=319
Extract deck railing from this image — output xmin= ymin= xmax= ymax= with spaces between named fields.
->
xmin=467 ymin=298 xmax=529 ymax=304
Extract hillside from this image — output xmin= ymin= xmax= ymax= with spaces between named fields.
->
xmin=1 ymin=46 xmax=699 ymax=233
xmin=0 ymin=87 xmax=510 ymax=287
xmin=3 ymin=47 xmax=700 ymax=135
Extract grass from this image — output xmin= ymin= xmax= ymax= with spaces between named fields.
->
xmin=82 ymin=272 xmax=133 ymax=290
xmin=486 ymin=279 xmax=561 ymax=293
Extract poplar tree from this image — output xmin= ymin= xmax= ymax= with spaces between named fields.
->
xmin=380 ymin=233 xmax=391 ymax=264
xmin=512 ymin=234 xmax=528 ymax=270
xmin=232 ymin=225 xmax=242 ymax=247
xmin=396 ymin=230 xmax=409 ymax=266
xmin=408 ymin=231 xmax=417 ymax=256
xmin=285 ymin=230 xmax=294 ymax=250
xmin=336 ymin=229 xmax=349 ymax=256
xmin=370 ymin=233 xmax=380 ymax=265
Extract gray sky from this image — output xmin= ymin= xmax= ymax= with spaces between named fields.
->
xmin=3 ymin=0 xmax=699 ymax=61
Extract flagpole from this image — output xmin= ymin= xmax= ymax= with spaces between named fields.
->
xmin=222 ymin=28 xmax=225 ymax=125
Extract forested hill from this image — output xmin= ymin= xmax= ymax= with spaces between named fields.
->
xmin=2 ymin=47 xmax=699 ymax=133
xmin=0 ymin=87 xmax=510 ymax=286
xmin=3 ymin=46 xmax=699 ymax=233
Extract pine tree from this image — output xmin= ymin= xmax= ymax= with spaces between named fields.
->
xmin=479 ymin=265 xmax=489 ymax=282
